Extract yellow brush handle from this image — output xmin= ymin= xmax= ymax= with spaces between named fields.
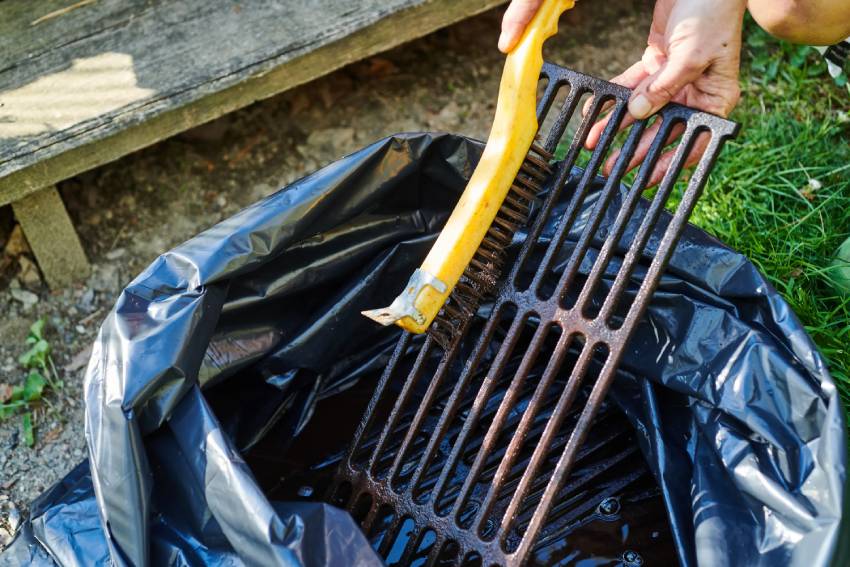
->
xmin=363 ymin=0 xmax=575 ymax=332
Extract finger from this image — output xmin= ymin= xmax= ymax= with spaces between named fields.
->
xmin=586 ymin=106 xmax=635 ymax=151
xmin=585 ymin=61 xmax=649 ymax=149
xmin=628 ymin=56 xmax=707 ymax=119
xmin=623 ymin=120 xmax=686 ymax=174
xmin=583 ymin=60 xmax=650 ymax=117
xmin=647 ymin=130 xmax=711 ymax=188
xmin=498 ymin=0 xmax=544 ymax=53
xmin=601 ymin=114 xmax=687 ymax=178
xmin=602 ymin=117 xmax=662 ymax=177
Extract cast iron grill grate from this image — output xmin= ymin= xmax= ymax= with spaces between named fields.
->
xmin=327 ymin=64 xmax=739 ymax=566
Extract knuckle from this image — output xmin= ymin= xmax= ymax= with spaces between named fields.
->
xmin=649 ymin=81 xmax=678 ymax=101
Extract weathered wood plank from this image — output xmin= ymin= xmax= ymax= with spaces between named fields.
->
xmin=0 ymin=0 xmax=506 ymax=207
xmin=11 ymin=185 xmax=90 ymax=288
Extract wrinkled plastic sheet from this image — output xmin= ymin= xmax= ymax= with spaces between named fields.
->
xmin=2 ymin=133 xmax=846 ymax=567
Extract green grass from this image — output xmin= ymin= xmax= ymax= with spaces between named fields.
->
xmin=694 ymin=25 xmax=850 ymax=410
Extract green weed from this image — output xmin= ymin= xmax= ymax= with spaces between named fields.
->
xmin=697 ymin=24 xmax=850 ymax=410
xmin=0 ymin=319 xmax=63 ymax=446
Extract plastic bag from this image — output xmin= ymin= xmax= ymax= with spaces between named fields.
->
xmin=3 ymin=133 xmax=846 ymax=566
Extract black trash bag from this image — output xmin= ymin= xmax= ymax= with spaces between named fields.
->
xmin=2 ymin=133 xmax=846 ymax=567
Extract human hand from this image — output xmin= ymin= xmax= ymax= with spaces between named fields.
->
xmin=586 ymin=0 xmax=746 ymax=186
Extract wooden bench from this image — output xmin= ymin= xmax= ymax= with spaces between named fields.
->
xmin=0 ymin=0 xmax=504 ymax=288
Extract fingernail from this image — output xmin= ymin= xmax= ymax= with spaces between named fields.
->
xmin=628 ymin=94 xmax=652 ymax=119
xmin=498 ymin=34 xmax=509 ymax=53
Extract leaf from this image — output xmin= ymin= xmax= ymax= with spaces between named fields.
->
xmin=29 ymin=319 xmax=45 ymax=341
xmin=34 ymin=339 xmax=50 ymax=360
xmin=23 ymin=371 xmax=46 ymax=401
xmin=18 ymin=348 xmax=34 ymax=368
xmin=766 ymin=59 xmax=781 ymax=81
xmin=10 ymin=384 xmax=24 ymax=401
xmin=22 ymin=412 xmax=34 ymax=447
xmin=18 ymin=339 xmax=50 ymax=369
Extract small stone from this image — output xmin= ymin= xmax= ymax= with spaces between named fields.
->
xmin=215 ymin=195 xmax=227 ymax=209
xmin=17 ymin=255 xmax=41 ymax=287
xmin=305 ymin=127 xmax=355 ymax=154
xmin=105 ymin=248 xmax=126 ymax=260
xmin=119 ymin=195 xmax=137 ymax=209
xmin=78 ymin=288 xmax=95 ymax=311
xmin=10 ymin=288 xmax=38 ymax=307
xmin=89 ymin=264 xmax=121 ymax=293
xmin=435 ymin=101 xmax=461 ymax=127
xmin=75 ymin=325 xmax=86 ymax=334
xmin=0 ymin=499 xmax=21 ymax=548
xmin=3 ymin=225 xmax=30 ymax=257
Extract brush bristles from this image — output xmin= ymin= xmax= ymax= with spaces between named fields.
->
xmin=428 ymin=143 xmax=553 ymax=349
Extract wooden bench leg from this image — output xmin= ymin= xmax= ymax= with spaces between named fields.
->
xmin=12 ymin=185 xmax=90 ymax=288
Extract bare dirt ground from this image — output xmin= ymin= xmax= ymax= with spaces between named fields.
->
xmin=0 ymin=0 xmax=650 ymax=530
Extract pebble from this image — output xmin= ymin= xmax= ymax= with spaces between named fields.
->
xmin=305 ymin=127 xmax=355 ymax=154
xmin=0 ymin=499 xmax=21 ymax=548
xmin=78 ymin=288 xmax=96 ymax=312
xmin=10 ymin=288 xmax=38 ymax=307
xmin=17 ymin=256 xmax=42 ymax=287
xmin=89 ymin=264 xmax=121 ymax=293
xmin=75 ymin=325 xmax=86 ymax=335
xmin=105 ymin=248 xmax=126 ymax=261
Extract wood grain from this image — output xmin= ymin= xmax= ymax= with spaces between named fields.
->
xmin=0 ymin=0 xmax=505 ymax=206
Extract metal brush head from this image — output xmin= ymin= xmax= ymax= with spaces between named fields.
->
xmin=428 ymin=143 xmax=554 ymax=350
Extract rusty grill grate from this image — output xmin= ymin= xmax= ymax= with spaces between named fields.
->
xmin=328 ymin=64 xmax=739 ymax=566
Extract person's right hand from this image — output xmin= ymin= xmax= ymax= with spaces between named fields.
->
xmin=587 ymin=0 xmax=746 ymax=186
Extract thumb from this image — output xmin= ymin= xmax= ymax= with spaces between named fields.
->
xmin=628 ymin=56 xmax=706 ymax=119
xmin=498 ymin=0 xmax=544 ymax=53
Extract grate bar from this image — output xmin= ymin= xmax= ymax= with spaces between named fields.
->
xmin=553 ymin=117 xmax=647 ymax=304
xmin=429 ymin=313 xmax=531 ymax=507
xmin=448 ymin=322 xmax=551 ymax=522
xmin=498 ymin=336 xmax=598 ymax=538
xmin=530 ymin=99 xmax=630 ymax=296
xmin=407 ymin=304 xmax=511 ymax=494
xmin=387 ymin=336 xmax=463 ymax=484
xmin=472 ymin=329 xmax=572 ymax=536
xmin=367 ymin=337 xmax=435 ymax=475
xmin=571 ymin=117 xmax=679 ymax=315
xmin=595 ymin=121 xmax=702 ymax=323
xmin=345 ymin=332 xmax=412 ymax=463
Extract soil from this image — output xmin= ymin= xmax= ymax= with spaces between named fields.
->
xmin=0 ymin=0 xmax=650 ymax=531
